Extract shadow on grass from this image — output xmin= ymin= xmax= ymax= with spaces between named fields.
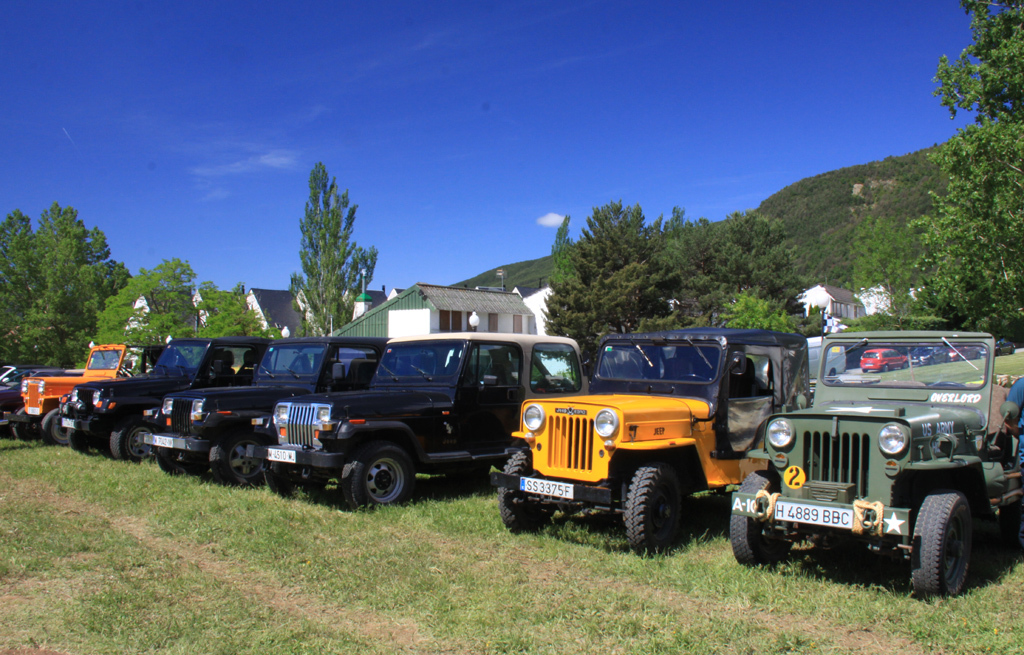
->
xmin=293 ymin=469 xmax=499 ymax=511
xmin=538 ymin=491 xmax=735 ymax=554
xmin=766 ymin=517 xmax=1022 ymax=597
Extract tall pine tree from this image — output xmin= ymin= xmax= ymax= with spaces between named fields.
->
xmin=545 ymin=201 xmax=677 ymax=359
xmin=290 ymin=163 xmax=377 ymax=336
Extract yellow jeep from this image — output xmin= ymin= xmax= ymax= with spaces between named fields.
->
xmin=10 ymin=344 xmax=131 ymax=445
xmin=491 ymin=328 xmax=809 ymax=553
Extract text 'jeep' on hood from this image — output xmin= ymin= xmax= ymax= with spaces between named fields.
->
xmin=142 ymin=337 xmax=386 ymax=486
xmin=491 ymin=328 xmax=810 ymax=553
xmin=62 ymin=337 xmax=270 ymax=462
xmin=247 ymin=333 xmax=587 ymax=508
xmin=729 ymin=331 xmax=1022 ymax=597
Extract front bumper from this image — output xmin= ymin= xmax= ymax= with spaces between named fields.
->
xmin=247 ymin=443 xmax=347 ymax=469
xmin=731 ymin=492 xmax=912 ymax=539
xmin=490 ymin=471 xmax=614 ymax=505
xmin=5 ymin=411 xmax=36 ymax=423
xmin=143 ymin=433 xmax=211 ymax=453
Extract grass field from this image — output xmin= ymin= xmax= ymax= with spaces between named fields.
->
xmin=0 ymin=437 xmax=1022 ymax=655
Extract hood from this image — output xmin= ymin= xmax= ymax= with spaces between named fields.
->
xmin=283 ymin=387 xmax=454 ymax=420
xmin=797 ymin=400 xmax=985 ymax=431
xmin=532 ymin=393 xmax=713 ymax=421
xmin=165 ymin=383 xmax=313 ymax=412
xmin=77 ymin=374 xmax=191 ymax=399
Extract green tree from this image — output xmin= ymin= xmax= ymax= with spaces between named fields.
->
xmin=290 ymin=163 xmax=378 ymax=336
xmin=921 ymin=0 xmax=1024 ymax=334
xmin=94 ymin=259 xmax=200 ymax=345
xmin=545 ymin=201 xmax=678 ymax=358
xmin=722 ymin=292 xmax=796 ymax=332
xmin=549 ymin=215 xmax=574 ymax=285
xmin=0 ymin=203 xmax=128 ymax=366
xmin=661 ymin=212 xmax=726 ymax=327
xmin=196 ymin=284 xmax=279 ymax=338
xmin=851 ymin=215 xmax=924 ymax=328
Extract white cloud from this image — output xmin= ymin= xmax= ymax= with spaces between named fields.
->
xmin=536 ymin=212 xmax=565 ymax=228
xmin=191 ymin=150 xmax=298 ymax=177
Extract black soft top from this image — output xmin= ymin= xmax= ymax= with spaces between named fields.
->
xmin=267 ymin=336 xmax=388 ymax=348
xmin=600 ymin=328 xmax=807 ymax=350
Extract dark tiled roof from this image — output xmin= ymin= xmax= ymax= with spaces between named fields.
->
xmin=513 ymin=286 xmax=546 ymax=299
xmin=820 ymin=284 xmax=862 ymax=306
xmin=418 ymin=283 xmax=532 ymax=314
xmin=250 ymin=288 xmax=303 ymax=331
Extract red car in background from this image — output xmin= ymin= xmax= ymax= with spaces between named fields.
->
xmin=860 ymin=348 xmax=908 ymax=372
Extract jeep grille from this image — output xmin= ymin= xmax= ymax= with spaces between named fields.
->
xmin=27 ymin=381 xmax=43 ymax=406
xmin=280 ymin=404 xmax=319 ymax=447
xmin=169 ymin=399 xmax=195 ymax=435
xmin=543 ymin=415 xmax=595 ymax=472
xmin=73 ymin=388 xmax=95 ymax=410
xmin=802 ymin=431 xmax=870 ymax=497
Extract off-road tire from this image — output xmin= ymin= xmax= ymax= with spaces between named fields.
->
xmin=497 ymin=450 xmax=553 ymax=533
xmin=911 ymin=490 xmax=972 ymax=597
xmin=11 ymin=408 xmax=38 ymax=441
xmin=210 ymin=431 xmax=270 ymax=486
xmin=264 ymin=462 xmax=295 ymax=497
xmin=155 ymin=446 xmax=209 ymax=476
xmin=68 ymin=428 xmax=91 ymax=453
xmin=40 ymin=408 xmax=71 ymax=446
xmin=109 ymin=415 xmax=153 ymax=462
xmin=341 ymin=441 xmax=415 ymax=509
xmin=730 ymin=471 xmax=792 ymax=565
xmin=624 ymin=464 xmax=682 ymax=554
xmin=998 ymin=499 xmax=1022 ymax=549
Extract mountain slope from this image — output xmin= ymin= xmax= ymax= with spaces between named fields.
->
xmin=455 ymin=148 xmax=947 ymax=292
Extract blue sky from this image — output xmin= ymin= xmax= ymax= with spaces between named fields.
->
xmin=2 ymin=1 xmax=974 ymax=294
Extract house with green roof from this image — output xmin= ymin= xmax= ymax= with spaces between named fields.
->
xmin=334 ymin=283 xmax=539 ymax=338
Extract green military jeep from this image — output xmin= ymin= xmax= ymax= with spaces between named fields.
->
xmin=730 ymin=331 xmax=1021 ymax=597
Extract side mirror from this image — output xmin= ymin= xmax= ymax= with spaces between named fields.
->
xmin=212 ymin=360 xmax=225 ymax=376
xmin=729 ymin=351 xmax=746 ymax=374
xmin=796 ymin=393 xmax=808 ymax=410
xmin=332 ymin=362 xmax=346 ymax=380
xmin=1001 ymin=400 xmax=1021 ymax=425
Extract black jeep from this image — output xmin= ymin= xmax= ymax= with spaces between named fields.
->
xmin=248 ymin=333 xmax=587 ymax=507
xmin=143 ymin=337 xmax=386 ymax=485
xmin=62 ymin=337 xmax=270 ymax=462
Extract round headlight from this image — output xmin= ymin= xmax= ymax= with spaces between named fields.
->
xmin=767 ymin=419 xmax=794 ymax=449
xmin=37 ymin=381 xmax=45 ymax=394
xmin=70 ymin=389 xmax=79 ymax=403
xmin=20 ymin=380 xmax=28 ymax=393
xmin=523 ymin=404 xmax=545 ymax=431
xmin=274 ymin=404 xmax=289 ymax=425
xmin=594 ymin=409 xmax=619 ymax=438
xmin=162 ymin=398 xmax=174 ymax=414
xmin=878 ymin=423 xmax=908 ymax=455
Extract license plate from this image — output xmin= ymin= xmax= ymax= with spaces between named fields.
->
xmin=152 ymin=435 xmax=175 ymax=448
xmin=61 ymin=418 xmax=75 ymax=428
xmin=267 ymin=448 xmax=296 ymax=463
xmin=775 ymin=500 xmax=854 ymax=530
xmin=26 ymin=407 xmax=39 ymax=416
xmin=520 ymin=477 xmax=574 ymax=500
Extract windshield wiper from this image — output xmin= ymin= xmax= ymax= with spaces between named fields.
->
xmin=942 ymin=338 xmax=980 ymax=371
xmin=376 ymin=361 xmax=399 ymax=381
xmin=258 ymin=364 xmax=275 ymax=379
xmin=683 ymin=335 xmax=713 ymax=371
xmin=630 ymin=338 xmax=654 ymax=368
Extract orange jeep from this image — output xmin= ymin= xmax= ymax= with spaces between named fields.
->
xmin=8 ymin=344 xmax=131 ymax=445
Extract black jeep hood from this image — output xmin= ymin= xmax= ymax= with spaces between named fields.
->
xmin=77 ymin=374 xmax=191 ymax=399
xmin=166 ymin=383 xmax=313 ymax=412
xmin=289 ymin=387 xmax=455 ymax=420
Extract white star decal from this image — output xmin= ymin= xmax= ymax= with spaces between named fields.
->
xmin=884 ymin=512 xmax=905 ymax=535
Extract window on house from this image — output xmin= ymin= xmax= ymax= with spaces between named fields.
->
xmin=440 ymin=310 xmax=463 ymax=332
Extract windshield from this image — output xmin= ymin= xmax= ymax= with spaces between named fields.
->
xmin=87 ymin=350 xmax=121 ymax=371
xmin=821 ymin=339 xmax=989 ymax=389
xmin=375 ymin=341 xmax=466 ymax=382
xmin=153 ymin=342 xmax=208 ymax=376
xmin=597 ymin=342 xmax=721 ymax=383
